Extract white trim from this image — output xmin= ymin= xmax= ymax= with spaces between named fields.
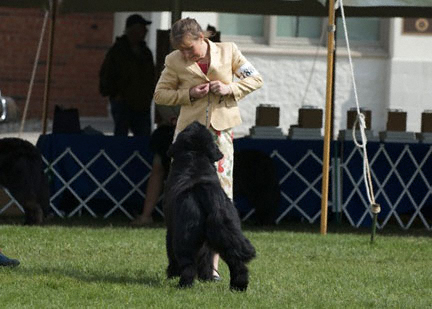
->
xmin=238 ymin=44 xmax=388 ymax=58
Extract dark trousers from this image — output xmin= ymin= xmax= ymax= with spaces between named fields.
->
xmin=110 ymin=99 xmax=151 ymax=136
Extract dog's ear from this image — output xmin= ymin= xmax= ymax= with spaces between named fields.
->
xmin=194 ymin=124 xmax=224 ymax=162
xmin=207 ymin=142 xmax=224 ymax=162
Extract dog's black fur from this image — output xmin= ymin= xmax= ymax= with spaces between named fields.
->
xmin=163 ymin=122 xmax=256 ymax=291
xmin=0 ymin=138 xmax=50 ymax=224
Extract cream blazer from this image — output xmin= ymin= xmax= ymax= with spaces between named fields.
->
xmin=154 ymin=40 xmax=263 ymax=132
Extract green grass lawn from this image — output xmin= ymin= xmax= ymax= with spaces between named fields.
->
xmin=1 ymin=219 xmax=432 ymax=308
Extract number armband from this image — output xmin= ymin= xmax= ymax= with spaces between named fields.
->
xmin=236 ymin=61 xmax=259 ymax=79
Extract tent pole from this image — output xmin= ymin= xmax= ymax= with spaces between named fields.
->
xmin=320 ymin=0 xmax=336 ymax=235
xmin=171 ymin=0 xmax=181 ymax=25
xmin=41 ymin=0 xmax=57 ymax=134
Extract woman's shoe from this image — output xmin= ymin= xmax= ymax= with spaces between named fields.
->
xmin=212 ymin=269 xmax=221 ymax=281
xmin=131 ymin=215 xmax=153 ymax=226
xmin=0 ymin=251 xmax=20 ymax=267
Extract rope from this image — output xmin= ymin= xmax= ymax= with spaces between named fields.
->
xmin=300 ymin=20 xmax=327 ymax=107
xmin=339 ymin=1 xmax=378 ymax=208
xmin=19 ymin=10 xmax=49 ymax=137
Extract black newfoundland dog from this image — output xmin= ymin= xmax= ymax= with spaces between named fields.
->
xmin=0 ymin=138 xmax=50 ymax=224
xmin=163 ymin=122 xmax=256 ymax=291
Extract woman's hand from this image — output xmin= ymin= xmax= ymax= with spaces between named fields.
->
xmin=189 ymin=83 xmax=210 ymax=100
xmin=210 ymin=81 xmax=232 ymax=96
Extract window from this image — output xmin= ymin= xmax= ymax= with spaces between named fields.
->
xmin=219 ymin=14 xmax=264 ymax=37
xmin=336 ymin=17 xmax=381 ymax=42
xmin=218 ymin=14 xmax=383 ymax=48
xmin=276 ymin=16 xmax=322 ymax=39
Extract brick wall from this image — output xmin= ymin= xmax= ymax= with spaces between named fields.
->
xmin=0 ymin=8 xmax=113 ymax=120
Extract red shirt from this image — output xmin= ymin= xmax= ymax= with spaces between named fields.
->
xmin=197 ymin=62 xmax=208 ymax=75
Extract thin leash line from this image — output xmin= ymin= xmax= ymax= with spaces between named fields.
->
xmin=204 ymin=61 xmax=210 ymax=128
xmin=206 ymin=81 xmax=210 ymax=127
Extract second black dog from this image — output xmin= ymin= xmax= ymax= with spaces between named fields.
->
xmin=163 ymin=122 xmax=256 ymax=291
xmin=0 ymin=138 xmax=50 ymax=224
xmin=234 ymin=150 xmax=280 ymax=225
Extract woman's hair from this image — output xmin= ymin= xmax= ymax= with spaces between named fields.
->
xmin=170 ymin=18 xmax=209 ymax=48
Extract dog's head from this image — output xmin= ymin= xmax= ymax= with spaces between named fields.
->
xmin=167 ymin=122 xmax=223 ymax=163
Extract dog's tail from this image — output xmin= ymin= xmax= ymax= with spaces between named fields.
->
xmin=204 ymin=193 xmax=256 ymax=263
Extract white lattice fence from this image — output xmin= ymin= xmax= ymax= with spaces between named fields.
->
xmin=42 ymin=147 xmax=161 ymax=219
xmin=235 ymin=140 xmax=334 ymax=225
xmin=0 ymin=187 xmax=25 ymax=215
xmin=341 ymin=143 xmax=432 ymax=230
xmin=273 ymin=149 xmax=332 ymax=224
xmin=4 ymin=137 xmax=428 ymax=230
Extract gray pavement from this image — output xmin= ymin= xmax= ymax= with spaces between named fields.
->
xmin=0 ymin=117 xmax=115 ymax=145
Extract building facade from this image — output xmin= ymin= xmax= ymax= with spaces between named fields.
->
xmin=136 ymin=12 xmax=432 ymax=138
xmin=1 ymin=8 xmax=431 ymax=137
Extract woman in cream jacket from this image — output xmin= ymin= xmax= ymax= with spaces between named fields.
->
xmin=154 ymin=17 xmax=263 ymax=280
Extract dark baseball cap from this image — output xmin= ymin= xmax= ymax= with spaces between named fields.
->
xmin=126 ymin=14 xmax=152 ymax=28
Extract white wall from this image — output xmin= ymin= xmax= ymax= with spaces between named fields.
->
xmin=116 ymin=13 xmax=432 ymax=138
xmin=388 ymin=18 xmax=432 ymax=133
xmin=182 ymin=12 xmax=218 ymax=31
xmin=233 ymin=50 xmax=388 ymax=137
xmin=391 ymin=18 xmax=432 ymax=60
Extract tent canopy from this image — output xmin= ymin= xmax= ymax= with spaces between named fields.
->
xmin=58 ymin=0 xmax=325 ymax=16
xmin=3 ymin=0 xmax=324 ymax=16
xmin=2 ymin=0 xmax=432 ymax=17
xmin=329 ymin=0 xmax=432 ymax=6
xmin=320 ymin=0 xmax=432 ymax=17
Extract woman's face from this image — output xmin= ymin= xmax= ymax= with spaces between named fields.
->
xmin=178 ymin=34 xmax=206 ymax=62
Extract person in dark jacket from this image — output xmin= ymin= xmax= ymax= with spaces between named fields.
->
xmin=131 ymin=106 xmax=179 ymax=226
xmin=99 ymin=14 xmax=155 ymax=136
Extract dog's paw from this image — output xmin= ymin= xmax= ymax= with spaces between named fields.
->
xmin=167 ymin=265 xmax=181 ymax=278
xmin=230 ymin=274 xmax=249 ymax=292
xmin=197 ymin=269 xmax=213 ymax=282
xmin=230 ymin=281 xmax=248 ymax=292
xmin=178 ymin=277 xmax=194 ymax=288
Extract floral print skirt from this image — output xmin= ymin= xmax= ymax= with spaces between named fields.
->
xmin=209 ymin=127 xmax=234 ymax=200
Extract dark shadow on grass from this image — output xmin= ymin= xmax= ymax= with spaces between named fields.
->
xmin=44 ymin=213 xmax=166 ymax=229
xmin=241 ymin=216 xmax=432 ymax=238
xmin=3 ymin=212 xmax=430 ymax=237
xmin=16 ymin=265 xmax=164 ymax=287
xmin=0 ymin=214 xmax=166 ymax=230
